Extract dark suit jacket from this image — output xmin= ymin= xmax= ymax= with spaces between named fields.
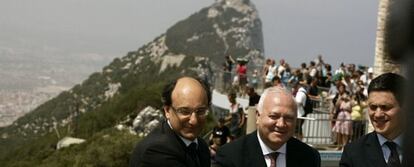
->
xmin=215 ymin=131 xmax=321 ymax=167
xmin=340 ymin=132 xmax=389 ymax=167
xmin=129 ymin=121 xmax=210 ymax=167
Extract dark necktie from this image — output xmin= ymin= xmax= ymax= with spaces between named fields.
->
xmin=385 ymin=141 xmax=401 ymax=167
xmin=267 ymin=152 xmax=279 ymax=167
xmin=188 ymin=142 xmax=201 ymax=167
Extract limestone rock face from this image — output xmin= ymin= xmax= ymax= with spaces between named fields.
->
xmin=166 ymin=0 xmax=264 ymax=66
xmin=56 ymin=136 xmax=86 ymax=150
xmin=132 ymin=106 xmax=163 ymax=137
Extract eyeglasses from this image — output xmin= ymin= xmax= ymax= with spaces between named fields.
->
xmin=170 ymin=106 xmax=209 ymax=117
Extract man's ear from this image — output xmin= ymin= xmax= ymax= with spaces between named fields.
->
xmin=163 ymin=106 xmax=170 ymax=119
xmin=256 ymin=110 xmax=260 ymax=124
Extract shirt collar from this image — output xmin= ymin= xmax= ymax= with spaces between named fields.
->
xmin=376 ymin=133 xmax=403 ymax=147
xmin=257 ymin=131 xmax=287 ymax=155
xmin=167 ymin=120 xmax=198 ymax=146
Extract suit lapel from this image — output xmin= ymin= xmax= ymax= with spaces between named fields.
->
xmin=365 ymin=132 xmax=388 ymax=167
xmin=286 ymin=139 xmax=293 ymax=166
xmin=197 ymin=137 xmax=211 ymax=167
xmin=161 ymin=121 xmax=191 ymax=165
xmin=161 ymin=121 xmax=187 ymax=149
xmin=285 ymin=138 xmax=300 ymax=166
xmin=245 ymin=132 xmax=267 ymax=167
xmin=162 ymin=121 xmax=211 ymax=167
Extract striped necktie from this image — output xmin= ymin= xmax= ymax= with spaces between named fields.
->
xmin=267 ymin=152 xmax=279 ymax=167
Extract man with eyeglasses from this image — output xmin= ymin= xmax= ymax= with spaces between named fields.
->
xmin=340 ymin=73 xmax=406 ymax=167
xmin=129 ymin=76 xmax=211 ymax=167
xmin=215 ymin=86 xmax=320 ymax=167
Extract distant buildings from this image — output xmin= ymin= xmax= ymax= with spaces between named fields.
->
xmin=0 ymin=90 xmax=59 ymax=127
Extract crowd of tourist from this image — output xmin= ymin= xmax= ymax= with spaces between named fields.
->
xmin=129 ymin=68 xmax=405 ymax=167
xmin=215 ymin=54 xmax=374 ymax=155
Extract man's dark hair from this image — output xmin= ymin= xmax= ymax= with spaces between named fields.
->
xmin=228 ymin=91 xmax=237 ymax=100
xmin=368 ymin=72 xmax=406 ymax=105
xmin=310 ymin=61 xmax=315 ymax=66
xmin=325 ymin=64 xmax=332 ymax=71
xmin=272 ymin=76 xmax=281 ymax=83
xmin=301 ymin=63 xmax=307 ymax=68
xmin=161 ymin=76 xmax=212 ymax=106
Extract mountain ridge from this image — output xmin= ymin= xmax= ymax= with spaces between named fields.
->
xmin=0 ymin=0 xmax=265 ymax=165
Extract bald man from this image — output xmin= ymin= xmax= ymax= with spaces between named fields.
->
xmin=216 ymin=87 xmax=320 ymax=167
xmin=129 ymin=76 xmax=211 ymax=167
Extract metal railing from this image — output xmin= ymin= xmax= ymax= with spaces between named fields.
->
xmin=301 ymin=93 xmax=369 ymax=148
xmin=301 ymin=113 xmax=368 ymax=146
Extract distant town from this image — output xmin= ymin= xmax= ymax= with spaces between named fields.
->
xmin=0 ymin=45 xmax=113 ymax=127
xmin=0 ymin=89 xmax=62 ymax=127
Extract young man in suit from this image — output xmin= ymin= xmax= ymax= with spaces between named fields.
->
xmin=215 ymin=86 xmax=321 ymax=167
xmin=340 ymin=73 xmax=406 ymax=167
xmin=129 ymin=76 xmax=211 ymax=167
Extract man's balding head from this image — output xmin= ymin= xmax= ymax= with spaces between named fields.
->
xmin=162 ymin=76 xmax=211 ymax=107
xmin=162 ymin=76 xmax=211 ymax=141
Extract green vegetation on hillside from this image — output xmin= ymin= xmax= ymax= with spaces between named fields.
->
xmin=0 ymin=83 xmax=164 ymax=166
xmin=4 ymin=129 xmax=140 ymax=167
xmin=42 ymin=129 xmax=139 ymax=167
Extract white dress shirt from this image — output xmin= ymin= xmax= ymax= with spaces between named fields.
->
xmin=257 ymin=132 xmax=286 ymax=167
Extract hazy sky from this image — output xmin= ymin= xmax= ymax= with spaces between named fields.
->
xmin=0 ymin=0 xmax=379 ymax=69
